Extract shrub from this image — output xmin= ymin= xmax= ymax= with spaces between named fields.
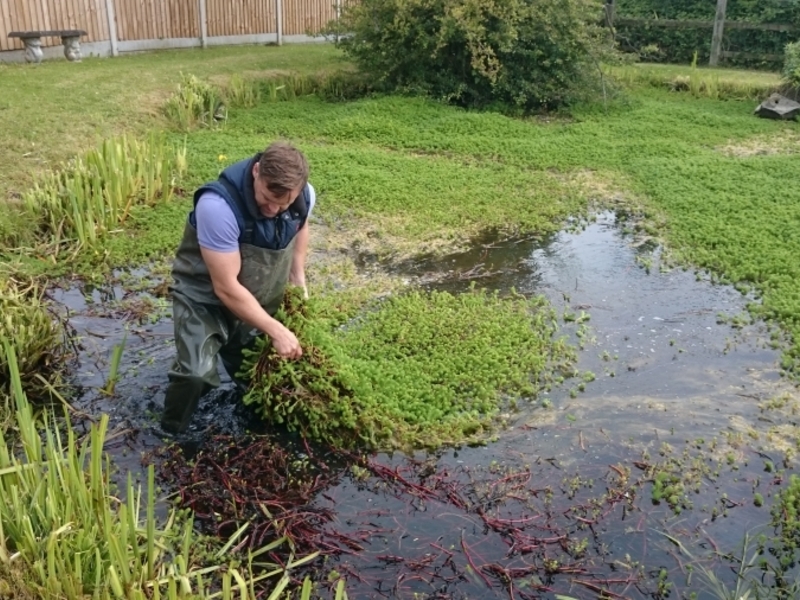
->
xmin=783 ymin=41 xmax=800 ymax=87
xmin=331 ymin=0 xmax=615 ymax=112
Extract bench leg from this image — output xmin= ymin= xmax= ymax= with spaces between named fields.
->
xmin=62 ymin=36 xmax=83 ymax=62
xmin=22 ymin=38 xmax=44 ymax=64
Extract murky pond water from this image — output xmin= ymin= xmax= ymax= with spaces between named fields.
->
xmin=54 ymin=211 xmax=799 ymax=598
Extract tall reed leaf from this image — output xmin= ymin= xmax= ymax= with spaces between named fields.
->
xmin=0 ymin=343 xmax=327 ymax=599
xmin=21 ymin=133 xmax=187 ymax=257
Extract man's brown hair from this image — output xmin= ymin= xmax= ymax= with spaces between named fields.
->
xmin=257 ymin=141 xmax=309 ymax=196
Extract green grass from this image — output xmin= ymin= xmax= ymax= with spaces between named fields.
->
xmin=611 ymin=62 xmax=782 ymax=87
xmin=0 ymin=44 xmax=346 ymax=201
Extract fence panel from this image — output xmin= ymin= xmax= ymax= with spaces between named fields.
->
xmin=0 ymin=0 xmax=109 ymax=51
xmin=284 ymin=0 xmax=335 ymax=36
xmin=113 ymin=0 xmax=199 ymax=41
xmin=206 ymin=0 xmax=275 ymax=36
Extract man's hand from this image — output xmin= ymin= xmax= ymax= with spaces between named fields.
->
xmin=289 ymin=275 xmax=309 ymax=299
xmin=201 ymin=246 xmax=303 ymax=360
xmin=269 ymin=322 xmax=303 ymax=359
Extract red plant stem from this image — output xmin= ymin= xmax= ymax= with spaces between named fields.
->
xmin=488 ymin=470 xmax=531 ymax=490
xmin=460 ymin=533 xmax=494 ymax=589
xmin=461 ymin=535 xmax=492 ymax=589
xmin=430 ymin=542 xmax=455 ymax=556
xmin=366 ymin=462 xmax=438 ymax=500
xmin=609 ymin=464 xmax=626 ymax=477
xmin=705 ymin=532 xmax=720 ymax=554
xmin=483 ymin=514 xmax=542 ymax=527
xmin=573 ymin=579 xmax=628 ymax=599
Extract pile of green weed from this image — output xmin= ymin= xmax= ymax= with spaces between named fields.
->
xmin=241 ymin=287 xmax=576 ymax=450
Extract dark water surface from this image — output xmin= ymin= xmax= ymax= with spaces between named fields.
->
xmin=56 ymin=212 xmax=799 ymax=599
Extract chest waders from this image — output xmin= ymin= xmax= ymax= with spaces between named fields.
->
xmin=161 ymin=226 xmax=298 ymax=434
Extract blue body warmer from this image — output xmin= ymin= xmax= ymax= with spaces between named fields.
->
xmin=189 ymin=154 xmax=309 ymax=251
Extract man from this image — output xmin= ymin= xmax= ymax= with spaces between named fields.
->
xmin=161 ymin=141 xmax=315 ymax=433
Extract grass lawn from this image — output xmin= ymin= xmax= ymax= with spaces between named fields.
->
xmin=0 ymin=44 xmax=346 ymax=200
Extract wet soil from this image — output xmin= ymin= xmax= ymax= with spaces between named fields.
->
xmin=54 ymin=211 xmax=800 ymax=598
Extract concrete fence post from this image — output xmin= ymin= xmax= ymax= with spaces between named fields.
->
xmin=710 ymin=0 xmax=728 ymax=67
xmin=104 ymin=0 xmax=119 ymax=56
xmin=199 ymin=0 xmax=208 ymax=48
xmin=276 ymin=0 xmax=283 ymax=45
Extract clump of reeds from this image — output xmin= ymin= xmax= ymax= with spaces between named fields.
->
xmin=21 ymin=132 xmax=187 ymax=258
xmin=0 ymin=343 xmax=337 ymax=599
xmin=259 ymin=70 xmax=372 ymax=103
xmin=0 ymin=278 xmax=63 ymax=413
xmin=164 ymin=73 xmax=227 ymax=130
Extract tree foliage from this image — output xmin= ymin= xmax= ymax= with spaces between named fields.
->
xmin=332 ymin=0 xmax=615 ymax=111
xmin=614 ymin=0 xmax=800 ymax=69
xmin=784 ymin=41 xmax=800 ymax=86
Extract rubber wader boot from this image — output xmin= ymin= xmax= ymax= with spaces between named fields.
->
xmin=161 ymin=293 xmax=225 ymax=433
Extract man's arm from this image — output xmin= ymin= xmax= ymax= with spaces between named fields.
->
xmin=289 ymin=222 xmax=310 ymax=298
xmin=200 ymin=246 xmax=303 ymax=359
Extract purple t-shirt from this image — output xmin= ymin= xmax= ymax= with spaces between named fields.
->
xmin=196 ymin=184 xmax=316 ymax=252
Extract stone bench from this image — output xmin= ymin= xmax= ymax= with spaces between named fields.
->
xmin=8 ymin=30 xmax=88 ymax=64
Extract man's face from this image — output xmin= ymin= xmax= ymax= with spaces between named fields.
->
xmin=252 ymin=163 xmax=302 ymax=218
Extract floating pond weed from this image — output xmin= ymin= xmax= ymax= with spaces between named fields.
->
xmin=241 ymin=286 xmax=576 ymax=451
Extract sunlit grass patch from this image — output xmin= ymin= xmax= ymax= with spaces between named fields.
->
xmin=0 ymin=44 xmax=346 ymax=200
xmin=715 ymin=130 xmax=800 ymax=157
xmin=609 ymin=62 xmax=782 ymax=101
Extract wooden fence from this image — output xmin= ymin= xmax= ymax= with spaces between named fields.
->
xmin=0 ymin=0 xmax=339 ymax=58
xmin=605 ymin=0 xmax=797 ymax=66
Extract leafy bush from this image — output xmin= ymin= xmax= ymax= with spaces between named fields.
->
xmin=784 ymin=41 xmax=800 ymax=87
xmin=331 ymin=0 xmax=615 ymax=111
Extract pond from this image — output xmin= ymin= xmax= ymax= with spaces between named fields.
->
xmin=53 ymin=211 xmax=799 ymax=599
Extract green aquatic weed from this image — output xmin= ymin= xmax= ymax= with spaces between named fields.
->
xmin=241 ymin=286 xmax=576 ymax=451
